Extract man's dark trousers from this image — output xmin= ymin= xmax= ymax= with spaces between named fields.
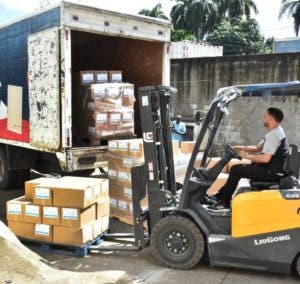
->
xmin=216 ymin=164 xmax=281 ymax=204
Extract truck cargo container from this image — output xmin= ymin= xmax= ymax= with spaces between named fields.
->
xmin=0 ymin=1 xmax=171 ymax=189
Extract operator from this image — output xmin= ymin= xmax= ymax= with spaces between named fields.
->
xmin=171 ymin=115 xmax=186 ymax=142
xmin=207 ymin=107 xmax=289 ymax=211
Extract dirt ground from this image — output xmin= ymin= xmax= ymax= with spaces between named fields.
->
xmin=1 ymin=187 xmax=299 ymax=284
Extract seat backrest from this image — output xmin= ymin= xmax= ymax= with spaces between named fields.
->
xmin=282 ymin=144 xmax=299 ymax=179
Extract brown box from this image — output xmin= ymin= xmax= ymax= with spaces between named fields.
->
xmin=108 ymin=111 xmax=122 ymax=125
xmin=23 ymin=204 xmax=42 ymax=224
xmin=78 ymin=71 xmax=95 ymax=85
xmin=8 ymin=221 xmax=35 ymax=240
xmin=227 ymin=159 xmax=251 ymax=173
xmin=122 ymin=84 xmax=135 ymax=107
xmin=172 ymin=141 xmax=180 ymax=156
xmin=25 ymin=177 xmax=59 ymax=200
xmin=6 ymin=196 xmax=30 ymax=222
xmin=117 ymin=140 xmax=130 ymax=156
xmin=115 ymin=124 xmax=134 ymax=138
xmin=207 ymin=173 xmax=229 ymax=196
xmin=33 ymin=184 xmax=53 ymax=206
xmin=42 ymin=206 xmax=61 ymax=226
xmin=35 ymin=223 xmax=53 ymax=243
xmin=109 ymin=71 xmax=122 ymax=83
xmin=129 ymin=139 xmax=144 ymax=159
xmin=96 ymin=198 xmax=110 ymax=219
xmin=53 ymin=223 xmax=93 ymax=246
xmin=60 ymin=204 xmax=96 ymax=228
xmin=181 ymin=141 xmax=196 ymax=154
xmin=94 ymin=70 xmax=108 ymax=83
xmin=92 ymin=216 xmax=110 ymax=238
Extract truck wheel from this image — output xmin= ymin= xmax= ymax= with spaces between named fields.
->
xmin=0 ymin=148 xmax=9 ymax=190
xmin=296 ymin=254 xmax=300 ymax=277
xmin=150 ymin=215 xmax=205 ymax=270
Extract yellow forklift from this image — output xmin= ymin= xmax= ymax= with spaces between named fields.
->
xmin=92 ymin=82 xmax=300 ymax=276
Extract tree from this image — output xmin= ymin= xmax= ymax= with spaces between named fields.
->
xmin=171 ymin=29 xmax=197 ymax=42
xmin=139 ymin=3 xmax=169 ymax=20
xmin=279 ymin=0 xmax=300 ymax=36
xmin=206 ymin=18 xmax=273 ymax=55
xmin=171 ymin=0 xmax=219 ymax=39
xmin=217 ymin=0 xmax=258 ymax=19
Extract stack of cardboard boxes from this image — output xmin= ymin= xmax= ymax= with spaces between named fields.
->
xmin=174 ymin=141 xmax=251 ymax=196
xmin=7 ymin=176 xmax=109 ymax=246
xmin=73 ymin=70 xmax=136 ymax=143
xmin=107 ymin=139 xmax=147 ymax=225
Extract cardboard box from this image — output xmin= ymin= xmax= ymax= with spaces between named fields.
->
xmin=96 ymin=198 xmax=110 ymax=219
xmin=117 ymin=140 xmax=130 ymax=156
xmin=78 ymin=71 xmax=95 ymax=85
xmin=94 ymin=70 xmax=108 ymax=83
xmin=23 ymin=204 xmax=42 ymax=224
xmin=33 ymin=184 xmax=53 ymax=206
xmin=122 ymin=84 xmax=135 ymax=107
xmin=53 ymin=223 xmax=93 ymax=246
xmin=129 ymin=139 xmax=144 ymax=159
xmin=8 ymin=221 xmax=35 ymax=240
xmin=207 ymin=173 xmax=229 ymax=196
xmin=61 ymin=204 xmax=96 ymax=228
xmin=227 ymin=159 xmax=251 ymax=173
xmin=181 ymin=141 xmax=196 ymax=154
xmin=6 ymin=196 xmax=30 ymax=222
xmin=25 ymin=177 xmax=59 ymax=200
xmin=109 ymin=71 xmax=122 ymax=83
xmin=42 ymin=206 xmax=61 ymax=226
xmin=93 ymin=215 xmax=110 ymax=238
xmin=35 ymin=223 xmax=52 ymax=243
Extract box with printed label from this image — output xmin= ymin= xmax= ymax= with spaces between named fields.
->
xmin=23 ymin=204 xmax=42 ymax=223
xmin=33 ymin=185 xmax=53 ymax=206
xmin=42 ymin=206 xmax=61 ymax=226
xmin=35 ymin=223 xmax=53 ymax=243
xmin=53 ymin=223 xmax=93 ymax=246
xmin=25 ymin=177 xmax=59 ymax=200
xmin=76 ymin=71 xmax=95 ymax=85
xmin=129 ymin=139 xmax=144 ymax=159
xmin=61 ymin=204 xmax=96 ymax=228
xmin=109 ymin=70 xmax=122 ymax=83
xmin=8 ymin=221 xmax=35 ymax=240
xmin=122 ymin=84 xmax=135 ymax=107
xmin=6 ymin=196 xmax=30 ymax=222
xmin=94 ymin=70 xmax=108 ymax=83
xmin=96 ymin=198 xmax=110 ymax=219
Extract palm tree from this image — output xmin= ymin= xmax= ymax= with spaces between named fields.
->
xmin=279 ymin=0 xmax=300 ymax=36
xmin=171 ymin=0 xmax=219 ymax=39
xmin=217 ymin=0 xmax=258 ymax=19
xmin=139 ymin=3 xmax=169 ymax=20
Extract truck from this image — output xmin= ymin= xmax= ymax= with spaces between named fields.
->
xmin=0 ymin=1 xmax=171 ymax=189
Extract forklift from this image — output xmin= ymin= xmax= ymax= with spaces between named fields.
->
xmin=91 ymin=81 xmax=300 ymax=276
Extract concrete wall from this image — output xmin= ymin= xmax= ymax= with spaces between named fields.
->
xmin=170 ymin=53 xmax=300 ymax=147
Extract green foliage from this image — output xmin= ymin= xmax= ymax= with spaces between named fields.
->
xmin=139 ymin=3 xmax=169 ymax=20
xmin=171 ymin=29 xmax=197 ymax=42
xmin=206 ymin=18 xmax=273 ymax=55
xmin=279 ymin=0 xmax=300 ymax=36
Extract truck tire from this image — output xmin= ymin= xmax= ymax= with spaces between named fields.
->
xmin=0 ymin=148 xmax=9 ymax=190
xmin=296 ymin=254 xmax=300 ymax=277
xmin=150 ymin=215 xmax=205 ymax=270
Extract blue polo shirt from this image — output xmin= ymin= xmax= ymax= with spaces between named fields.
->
xmin=172 ymin=120 xmax=186 ymax=141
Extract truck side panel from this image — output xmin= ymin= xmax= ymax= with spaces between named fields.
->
xmin=0 ymin=7 xmax=60 ymax=147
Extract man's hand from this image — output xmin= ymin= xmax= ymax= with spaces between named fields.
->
xmin=239 ymin=150 xmax=249 ymax=159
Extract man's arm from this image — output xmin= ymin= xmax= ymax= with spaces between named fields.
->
xmin=241 ymin=151 xmax=272 ymax=164
xmin=234 ymin=144 xmax=263 ymax=153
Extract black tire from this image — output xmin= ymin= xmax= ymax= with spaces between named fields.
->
xmin=295 ymin=254 xmax=300 ymax=277
xmin=0 ymin=148 xmax=9 ymax=190
xmin=150 ymin=215 xmax=205 ymax=270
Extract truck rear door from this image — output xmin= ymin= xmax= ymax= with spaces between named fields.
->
xmin=28 ymin=27 xmax=60 ymax=151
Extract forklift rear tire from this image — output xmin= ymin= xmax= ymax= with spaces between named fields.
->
xmin=150 ymin=215 xmax=205 ymax=270
xmin=0 ymin=148 xmax=9 ymax=190
xmin=296 ymin=254 xmax=300 ymax=277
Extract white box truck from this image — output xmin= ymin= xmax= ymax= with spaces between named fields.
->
xmin=0 ymin=1 xmax=171 ymax=189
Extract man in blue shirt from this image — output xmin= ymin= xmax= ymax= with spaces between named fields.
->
xmin=172 ymin=115 xmax=186 ymax=141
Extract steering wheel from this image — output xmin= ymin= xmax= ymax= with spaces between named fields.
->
xmin=223 ymin=144 xmax=242 ymax=160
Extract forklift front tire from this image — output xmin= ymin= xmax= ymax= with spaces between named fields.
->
xmin=150 ymin=215 xmax=205 ymax=270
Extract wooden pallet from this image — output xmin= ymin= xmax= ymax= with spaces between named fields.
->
xmin=21 ymin=232 xmax=106 ymax=257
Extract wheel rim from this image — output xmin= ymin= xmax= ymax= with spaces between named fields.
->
xmin=160 ymin=228 xmax=194 ymax=262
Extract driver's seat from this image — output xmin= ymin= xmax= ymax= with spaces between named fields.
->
xmin=250 ymin=144 xmax=299 ymax=189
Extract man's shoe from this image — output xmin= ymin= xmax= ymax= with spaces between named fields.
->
xmin=207 ymin=201 xmax=230 ymax=212
xmin=202 ymin=194 xmax=218 ymax=205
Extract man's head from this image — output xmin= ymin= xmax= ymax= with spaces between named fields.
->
xmin=263 ymin=107 xmax=284 ymax=129
xmin=176 ymin=115 xmax=182 ymax=123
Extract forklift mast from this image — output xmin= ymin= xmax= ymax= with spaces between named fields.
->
xmin=138 ymin=86 xmax=177 ymax=228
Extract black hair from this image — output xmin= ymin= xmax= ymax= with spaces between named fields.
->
xmin=267 ymin=107 xmax=284 ymax=122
